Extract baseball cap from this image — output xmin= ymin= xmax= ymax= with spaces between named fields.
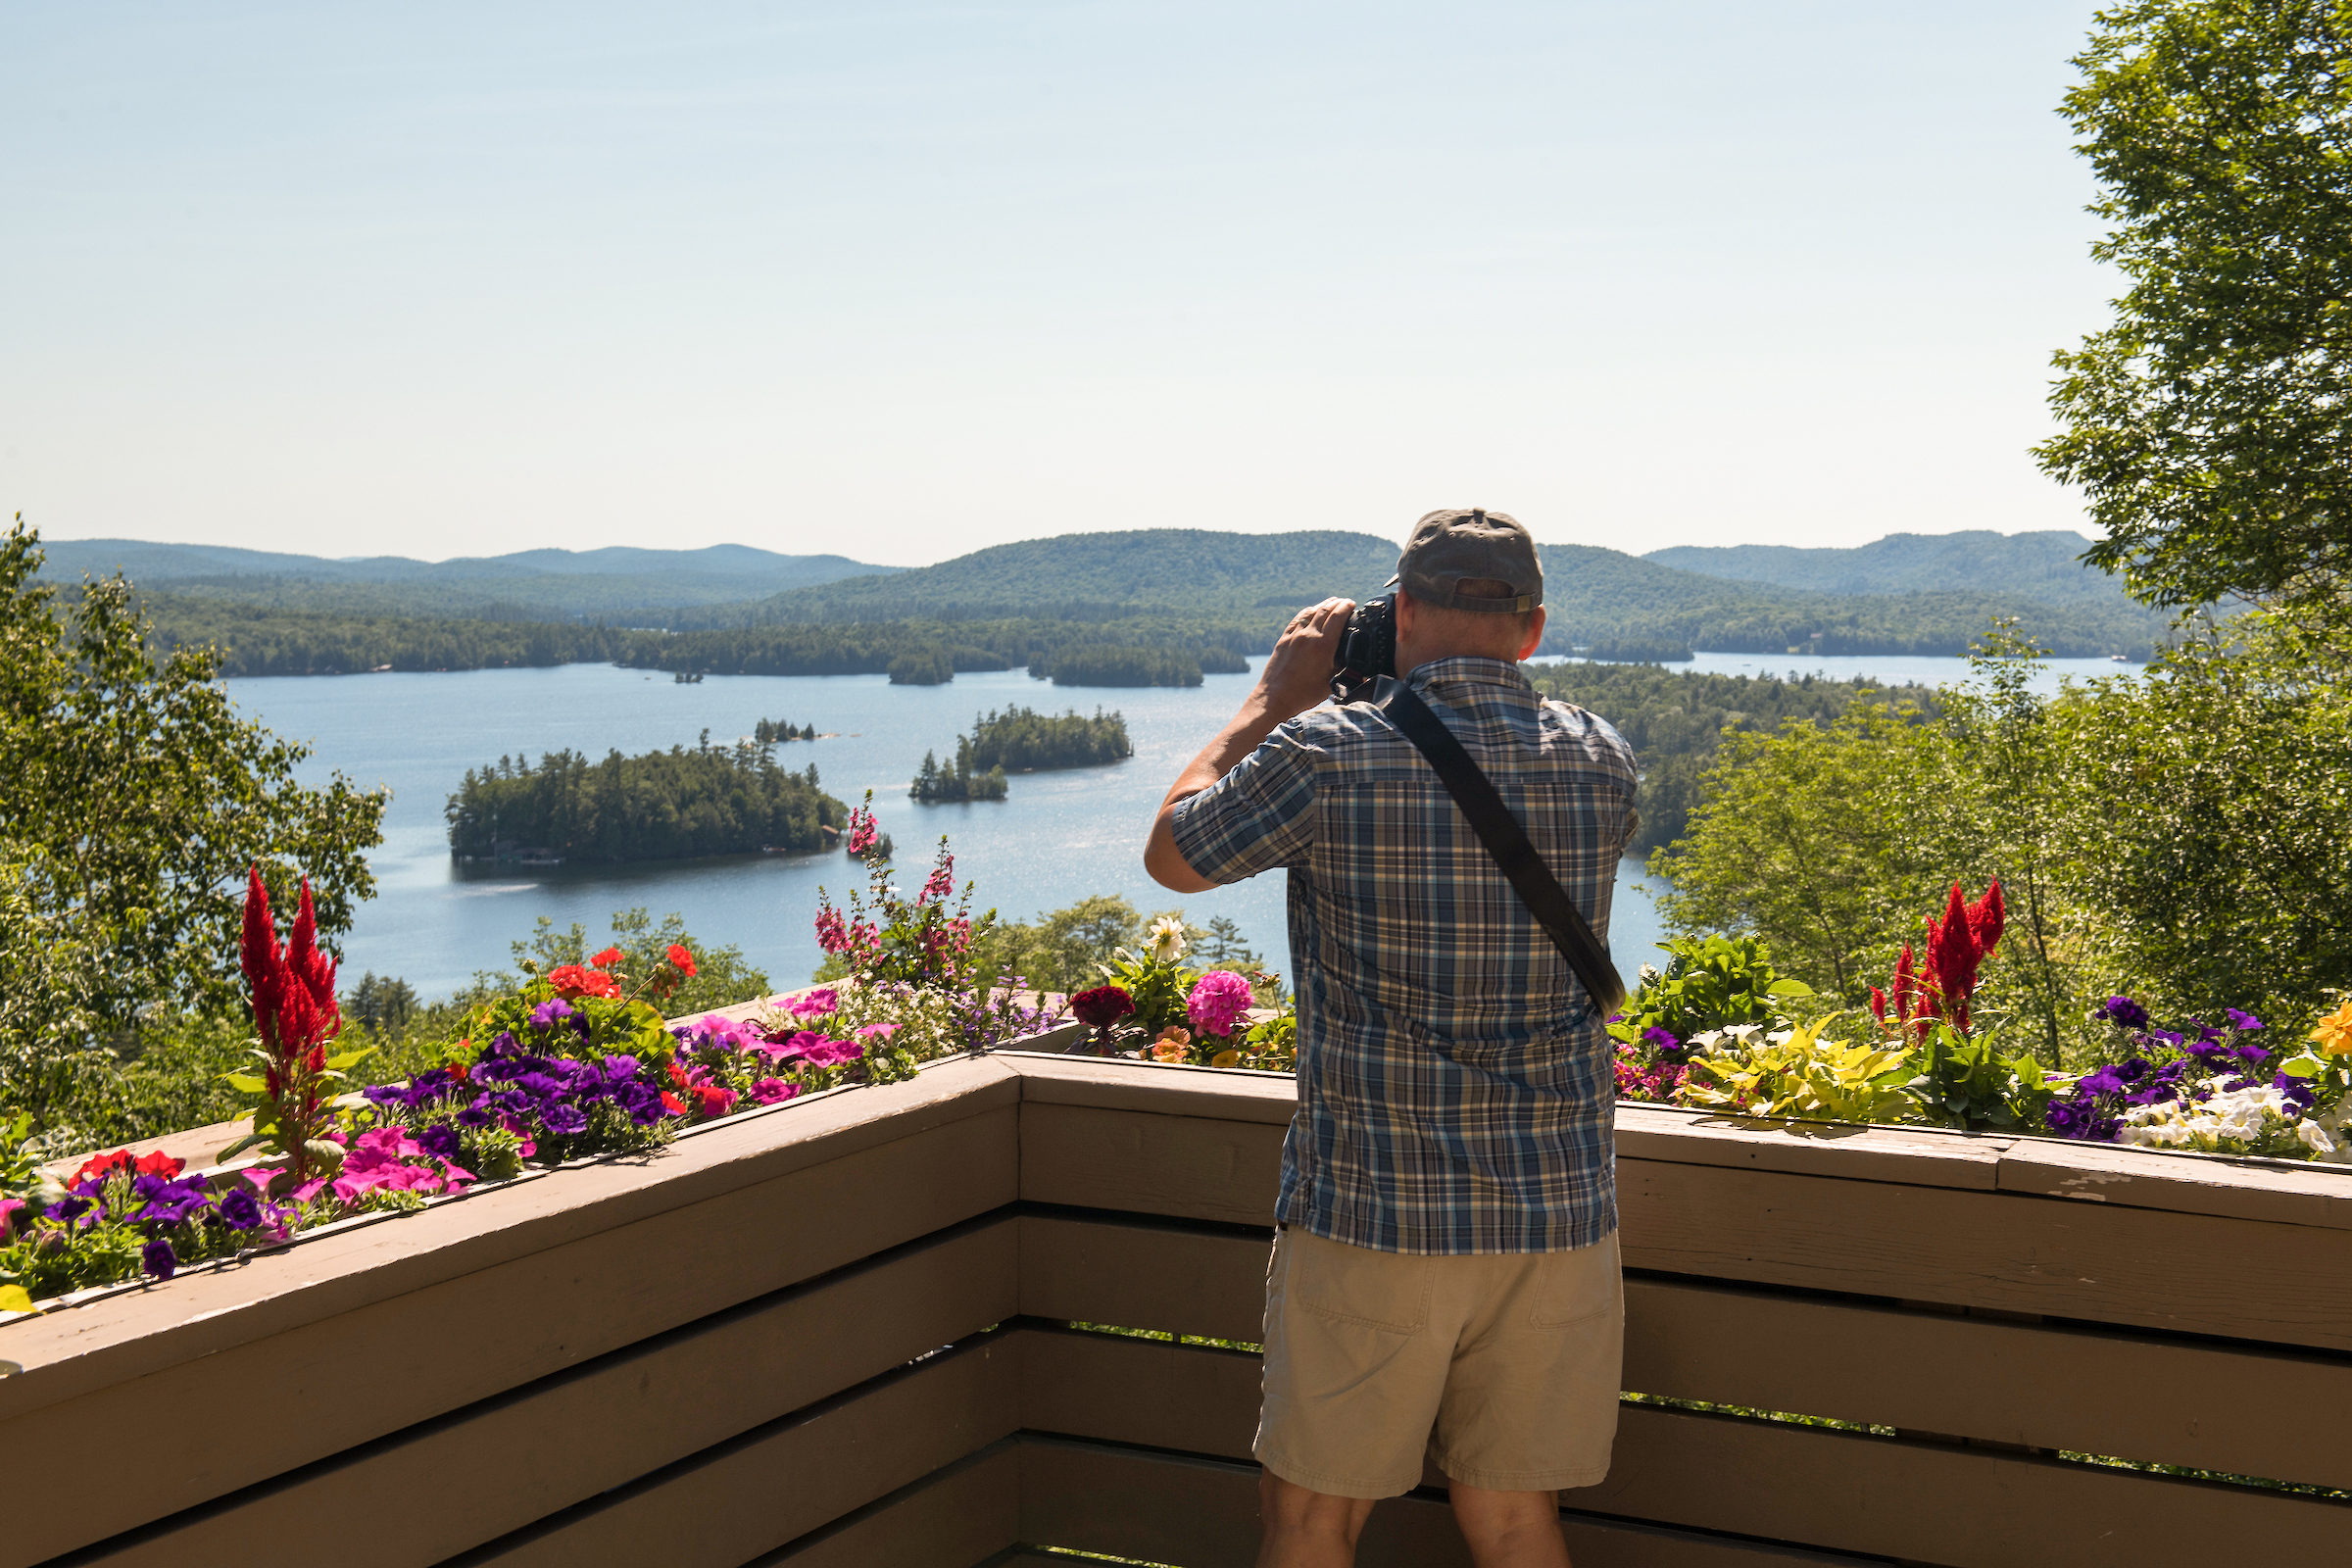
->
xmin=1386 ymin=508 xmax=1544 ymax=612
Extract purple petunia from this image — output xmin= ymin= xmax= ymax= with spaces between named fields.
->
xmin=131 ymin=1174 xmax=215 ymax=1227
xmin=218 ymin=1187 xmax=264 ymax=1230
xmin=141 ymin=1238 xmax=177 ymax=1280
xmin=416 ymin=1122 xmax=461 ymax=1160
xmin=529 ymin=999 xmax=576 ymax=1031
xmin=2100 ymin=996 xmax=2150 ymax=1031
xmin=2226 ymin=1008 xmax=2265 ymax=1033
xmin=540 ymin=1102 xmax=589 ymax=1137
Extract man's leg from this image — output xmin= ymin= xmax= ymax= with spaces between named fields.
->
xmin=1448 ymin=1484 xmax=1571 ymax=1568
xmin=1256 ymin=1471 xmax=1378 ymax=1568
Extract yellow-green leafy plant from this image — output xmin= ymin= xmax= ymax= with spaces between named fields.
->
xmin=1680 ymin=1020 xmax=1914 ymax=1124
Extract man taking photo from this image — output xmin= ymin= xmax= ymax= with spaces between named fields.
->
xmin=1145 ymin=509 xmax=1639 ymax=1568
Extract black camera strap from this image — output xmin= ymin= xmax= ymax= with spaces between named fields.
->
xmin=1368 ymin=676 xmax=1628 ymax=1016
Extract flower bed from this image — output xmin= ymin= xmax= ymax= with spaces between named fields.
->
xmin=0 ymin=841 xmax=1063 ymax=1317
xmin=1606 ymin=884 xmax=2352 ymax=1167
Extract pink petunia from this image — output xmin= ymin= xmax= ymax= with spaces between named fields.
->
xmin=242 ymin=1166 xmax=287 ymax=1194
xmin=788 ymin=988 xmax=841 ymax=1019
xmin=751 ymin=1078 xmax=801 ymax=1105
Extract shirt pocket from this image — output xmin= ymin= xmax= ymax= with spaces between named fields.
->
xmin=1528 ymin=1233 xmax=1622 ymax=1328
xmin=1293 ymin=1232 xmax=1433 ymax=1334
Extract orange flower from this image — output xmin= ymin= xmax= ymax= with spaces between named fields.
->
xmin=2311 ymin=1001 xmax=2352 ymax=1057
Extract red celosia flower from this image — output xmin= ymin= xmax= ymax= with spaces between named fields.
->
xmin=666 ymin=943 xmax=697 ymax=978
xmin=591 ymin=947 xmax=624 ymax=967
xmin=1070 ymin=985 xmax=1136 ymax=1029
xmin=1881 ymin=880 xmax=2005 ymax=1037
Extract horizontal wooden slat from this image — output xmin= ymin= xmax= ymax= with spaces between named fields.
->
xmin=1017 ymin=1212 xmax=1269 ymax=1344
xmin=1019 ymin=1102 xmax=1286 ymax=1227
xmin=1000 ymin=1053 xmax=1298 ymax=1125
xmin=1625 ymin=1277 xmax=2352 ymax=1493
xmin=1620 ymin=1154 xmax=2352 ymax=1351
xmin=1615 ymin=1102 xmax=2014 ymax=1189
xmin=1997 ymin=1137 xmax=2352 ymax=1230
xmin=64 ymin=1220 xmax=1021 ymax=1567
xmin=7 ymin=1094 xmax=1020 ymax=1568
xmin=1016 ymin=1325 xmax=2351 ymax=1567
xmin=1015 ymin=1435 xmax=1879 ymax=1567
xmin=453 ymin=1332 xmax=1022 ymax=1568
xmin=751 ymin=1440 xmax=1021 ymax=1568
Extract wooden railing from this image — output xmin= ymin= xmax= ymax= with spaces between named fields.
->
xmin=5 ymin=1046 xmax=2347 ymax=1567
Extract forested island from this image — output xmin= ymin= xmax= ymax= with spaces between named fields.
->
xmin=909 ymin=744 xmax=1008 ymax=803
xmin=445 ymin=736 xmax=847 ymax=862
xmin=964 ymin=707 xmax=1132 ymax=770
xmin=1526 ymin=662 xmax=1938 ymax=855
xmin=754 ymin=717 xmax=816 ymax=742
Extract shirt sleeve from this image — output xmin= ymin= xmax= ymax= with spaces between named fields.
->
xmin=1167 ymin=717 xmax=1323 ymax=885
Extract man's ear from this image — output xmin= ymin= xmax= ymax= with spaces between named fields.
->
xmin=1515 ymin=607 xmax=1547 ymax=662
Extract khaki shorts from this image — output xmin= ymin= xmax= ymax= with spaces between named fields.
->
xmin=1254 ymin=1225 xmax=1623 ymax=1498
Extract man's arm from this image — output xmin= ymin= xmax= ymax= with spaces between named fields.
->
xmin=1144 ymin=597 xmax=1354 ymax=893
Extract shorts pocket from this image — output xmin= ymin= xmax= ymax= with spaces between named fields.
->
xmin=1292 ymin=1232 xmax=1431 ymax=1334
xmin=1528 ymin=1235 xmax=1620 ymax=1328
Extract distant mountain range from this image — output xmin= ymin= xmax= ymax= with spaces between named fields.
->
xmin=42 ymin=524 xmax=2171 ymax=664
xmin=1643 ymin=530 xmax=2118 ymax=607
xmin=689 ymin=527 xmax=2165 ymax=659
xmin=35 ymin=539 xmax=903 ymax=621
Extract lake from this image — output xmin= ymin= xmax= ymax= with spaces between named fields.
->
xmin=226 ymin=649 xmax=2108 ymax=1002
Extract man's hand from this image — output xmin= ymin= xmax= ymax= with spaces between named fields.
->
xmin=1143 ymin=597 xmax=1355 ymax=893
xmin=1257 ymin=597 xmax=1355 ymax=723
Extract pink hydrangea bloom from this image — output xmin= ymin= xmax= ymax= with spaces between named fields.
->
xmin=1187 ymin=970 xmax=1255 ymax=1037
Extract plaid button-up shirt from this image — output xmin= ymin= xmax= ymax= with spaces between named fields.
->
xmin=1170 ymin=656 xmax=1639 ymax=1254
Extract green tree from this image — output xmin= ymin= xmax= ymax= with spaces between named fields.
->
xmin=2035 ymin=1 xmax=2352 ymax=609
xmin=2053 ymin=603 xmax=2352 ymax=1027
xmin=1 ymin=518 xmax=387 ymax=1126
xmin=970 ymin=895 xmax=1142 ymax=994
xmin=1650 ymin=702 xmax=1960 ymax=1004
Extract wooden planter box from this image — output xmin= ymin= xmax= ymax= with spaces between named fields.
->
xmin=5 ymin=1044 xmax=2347 ymax=1567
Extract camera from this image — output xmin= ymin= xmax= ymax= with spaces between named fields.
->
xmin=1331 ymin=595 xmax=1396 ymax=703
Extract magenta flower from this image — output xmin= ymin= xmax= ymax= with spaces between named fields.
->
xmin=751 ymin=1077 xmax=801 ymax=1105
xmin=1187 ymin=970 xmax=1255 ymax=1037
xmin=788 ymin=988 xmax=840 ymax=1019
xmin=242 ymin=1166 xmax=287 ymax=1194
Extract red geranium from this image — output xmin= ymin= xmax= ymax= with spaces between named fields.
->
xmin=591 ymin=946 xmax=625 ymax=967
xmin=546 ymin=964 xmax=622 ymax=1000
xmin=666 ymin=943 xmax=697 ymax=979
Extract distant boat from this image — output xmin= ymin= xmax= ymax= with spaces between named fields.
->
xmin=2109 ymin=653 xmax=2130 ymax=662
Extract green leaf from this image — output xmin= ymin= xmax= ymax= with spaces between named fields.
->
xmin=1764 ymin=979 xmax=1814 ymax=998
xmin=0 ymin=1284 xmax=33 ymax=1315
xmin=2279 ymin=1053 xmax=2327 ymax=1079
xmin=220 ymin=1073 xmax=269 ymax=1093
xmin=214 ymin=1133 xmax=265 ymax=1160
xmin=324 ymin=1047 xmax=374 ymax=1071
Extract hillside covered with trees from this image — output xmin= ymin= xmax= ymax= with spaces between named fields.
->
xmin=1525 ymin=662 xmax=1939 ymax=854
xmin=445 ymin=738 xmax=846 ymax=863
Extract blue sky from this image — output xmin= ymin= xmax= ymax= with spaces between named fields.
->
xmin=3 ymin=3 xmax=2114 ymax=565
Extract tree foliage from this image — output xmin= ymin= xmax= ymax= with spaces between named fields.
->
xmin=1525 ymin=662 xmax=1940 ymax=854
xmin=962 ymin=707 xmax=1133 ymax=771
xmin=445 ymin=737 xmax=845 ymax=862
xmin=1 ymin=520 xmax=387 ymax=1125
xmin=909 ymin=744 xmax=1009 ymax=803
xmin=2037 ymin=0 xmax=2352 ymax=609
